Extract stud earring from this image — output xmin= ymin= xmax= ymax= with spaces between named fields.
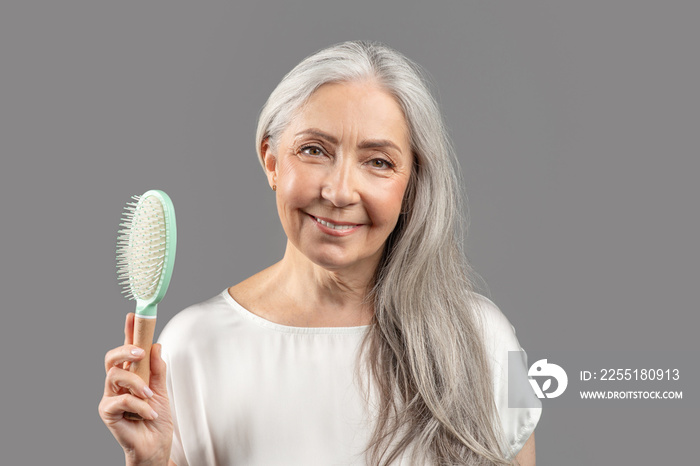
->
xmin=272 ymin=185 xmax=277 ymax=191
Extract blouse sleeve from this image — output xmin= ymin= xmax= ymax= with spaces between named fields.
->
xmin=473 ymin=294 xmax=542 ymax=459
xmin=158 ymin=318 xmax=189 ymax=466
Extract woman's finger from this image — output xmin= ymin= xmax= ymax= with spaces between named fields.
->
xmin=148 ymin=344 xmax=168 ymax=396
xmin=123 ymin=312 xmax=135 ymax=346
xmin=104 ymin=365 xmax=155 ymax=399
xmin=104 ymin=345 xmax=146 ymax=374
xmin=99 ymin=393 xmax=158 ymax=423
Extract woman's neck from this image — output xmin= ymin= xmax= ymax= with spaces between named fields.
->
xmin=271 ymin=241 xmax=376 ymax=326
xmin=230 ymin=241 xmax=377 ymax=327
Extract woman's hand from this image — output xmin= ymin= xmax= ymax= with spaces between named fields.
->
xmin=99 ymin=313 xmax=174 ymax=466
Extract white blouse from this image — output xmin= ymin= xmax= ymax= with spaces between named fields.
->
xmin=159 ymin=289 xmax=541 ymax=465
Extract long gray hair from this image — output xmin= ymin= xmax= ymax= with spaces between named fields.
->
xmin=256 ymin=40 xmax=514 ymax=465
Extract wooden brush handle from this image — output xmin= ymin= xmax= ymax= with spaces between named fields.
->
xmin=124 ymin=315 xmax=157 ymax=421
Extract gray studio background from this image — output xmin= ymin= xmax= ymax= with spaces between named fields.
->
xmin=1 ymin=1 xmax=697 ymax=464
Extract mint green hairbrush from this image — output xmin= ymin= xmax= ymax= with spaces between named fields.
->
xmin=115 ymin=189 xmax=176 ymax=419
xmin=117 ymin=189 xmax=177 ymax=316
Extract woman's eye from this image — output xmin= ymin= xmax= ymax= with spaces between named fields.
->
xmin=369 ymin=158 xmax=393 ymax=169
xmin=300 ymin=145 xmax=324 ymax=157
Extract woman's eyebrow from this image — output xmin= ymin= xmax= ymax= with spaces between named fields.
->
xmin=294 ymin=128 xmax=403 ymax=154
xmin=295 ymin=129 xmax=338 ymax=144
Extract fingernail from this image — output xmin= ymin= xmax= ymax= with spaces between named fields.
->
xmin=131 ymin=348 xmax=144 ymax=356
xmin=143 ymin=386 xmax=154 ymax=398
xmin=151 ymin=410 xmax=159 ymax=420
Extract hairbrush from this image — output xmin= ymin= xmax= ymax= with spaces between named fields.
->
xmin=116 ymin=189 xmax=176 ymax=419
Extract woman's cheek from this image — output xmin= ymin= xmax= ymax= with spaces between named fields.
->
xmin=278 ymin=161 xmax=311 ymax=200
xmin=377 ymin=179 xmax=408 ymax=216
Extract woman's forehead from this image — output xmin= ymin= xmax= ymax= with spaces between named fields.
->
xmin=284 ymin=81 xmax=411 ymax=150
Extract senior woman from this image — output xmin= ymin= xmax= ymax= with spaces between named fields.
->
xmin=99 ymin=40 xmax=541 ymax=465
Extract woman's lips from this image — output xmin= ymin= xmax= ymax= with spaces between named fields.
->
xmin=310 ymin=214 xmax=362 ymax=226
xmin=308 ymin=214 xmax=364 ymax=236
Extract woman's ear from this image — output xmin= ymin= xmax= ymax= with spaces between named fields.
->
xmin=261 ymin=137 xmax=277 ymax=189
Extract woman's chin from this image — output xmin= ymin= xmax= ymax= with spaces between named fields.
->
xmin=310 ymin=255 xmax=356 ymax=272
xmin=305 ymin=247 xmax=383 ymax=274
xmin=303 ymin=249 xmax=361 ymax=272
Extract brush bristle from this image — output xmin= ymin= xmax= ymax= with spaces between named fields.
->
xmin=116 ymin=194 xmax=167 ymax=301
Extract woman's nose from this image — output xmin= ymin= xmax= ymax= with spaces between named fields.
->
xmin=320 ymin=159 xmax=360 ymax=207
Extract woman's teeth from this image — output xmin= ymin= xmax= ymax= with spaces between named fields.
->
xmin=314 ymin=217 xmax=356 ymax=230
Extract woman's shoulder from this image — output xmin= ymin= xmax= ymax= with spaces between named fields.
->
xmin=157 ymin=290 xmax=233 ymax=349
xmin=470 ymin=292 xmax=523 ymax=353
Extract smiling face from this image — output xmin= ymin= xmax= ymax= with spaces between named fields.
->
xmin=262 ymin=80 xmax=414 ymax=274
